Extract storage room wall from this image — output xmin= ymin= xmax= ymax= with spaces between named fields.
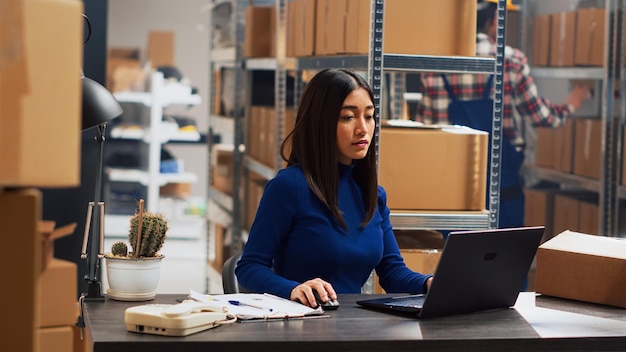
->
xmin=107 ymin=0 xmax=217 ymax=200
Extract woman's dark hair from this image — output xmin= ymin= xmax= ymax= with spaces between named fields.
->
xmin=280 ymin=68 xmax=378 ymax=229
xmin=477 ymin=2 xmax=497 ymax=33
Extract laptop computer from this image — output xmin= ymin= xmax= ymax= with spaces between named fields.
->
xmin=357 ymin=226 xmax=545 ymax=319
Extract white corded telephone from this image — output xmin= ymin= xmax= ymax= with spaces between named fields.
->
xmin=124 ymin=300 xmax=236 ymax=336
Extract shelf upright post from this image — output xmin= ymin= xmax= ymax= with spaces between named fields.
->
xmin=615 ymin=0 xmax=626 ymax=237
xmin=600 ymin=0 xmax=620 ymax=236
xmin=274 ymin=0 xmax=287 ymax=171
xmin=364 ymin=0 xmax=385 ymax=295
xmin=487 ymin=0 xmax=508 ymax=229
xmin=229 ymin=0 xmax=247 ymax=256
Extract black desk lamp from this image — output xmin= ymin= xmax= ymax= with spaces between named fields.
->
xmin=79 ymin=75 xmax=123 ymax=301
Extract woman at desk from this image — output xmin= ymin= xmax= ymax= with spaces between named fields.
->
xmin=236 ymin=68 xmax=433 ymax=308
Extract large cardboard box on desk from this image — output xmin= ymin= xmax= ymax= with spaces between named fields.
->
xmin=379 ymin=123 xmax=488 ymax=210
xmin=535 ymin=231 xmax=626 ymax=308
xmin=0 ymin=0 xmax=82 ymax=187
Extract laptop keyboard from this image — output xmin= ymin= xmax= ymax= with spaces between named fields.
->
xmin=389 ymin=296 xmax=426 ymax=308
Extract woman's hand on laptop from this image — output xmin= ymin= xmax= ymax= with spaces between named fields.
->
xmin=291 ymin=278 xmax=337 ymax=308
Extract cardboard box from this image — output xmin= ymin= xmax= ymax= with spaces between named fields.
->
xmin=293 ymin=0 xmax=316 ymax=57
xmin=106 ymin=47 xmax=144 ymax=92
xmin=534 ymin=119 xmax=575 ymax=172
xmin=346 ymin=0 xmax=475 ymax=56
xmin=38 ymin=259 xmax=78 ymax=327
xmin=552 ymin=193 xmax=580 ymax=235
xmin=160 ymin=183 xmax=191 ymax=198
xmin=286 ymin=1 xmax=296 ymax=57
xmin=578 ymin=200 xmax=599 ymax=235
xmin=575 ymin=7 xmax=605 ymax=66
xmin=40 ymin=221 xmax=76 ymax=271
xmin=0 ymin=0 xmax=82 ymax=187
xmin=315 ymin=0 xmax=345 ymax=55
xmin=0 ymin=188 xmax=41 ymax=352
xmin=212 ymin=145 xmax=234 ymax=195
xmin=147 ymin=30 xmax=174 ymax=68
xmin=379 ymin=124 xmax=488 ymax=210
xmin=524 ymin=188 xmax=555 ymax=242
xmin=573 ymin=118 xmax=601 ymax=179
xmin=535 ymin=230 xmax=626 ymax=308
xmin=244 ymin=6 xmax=274 ymax=58
xmin=36 ymin=326 xmax=73 ymax=352
xmin=549 ymin=11 xmax=576 ymax=67
xmin=375 ymin=230 xmax=444 ymax=294
xmin=532 ymin=14 xmax=551 ymax=66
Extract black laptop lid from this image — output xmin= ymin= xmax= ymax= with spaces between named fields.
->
xmin=418 ymin=226 xmax=545 ymax=318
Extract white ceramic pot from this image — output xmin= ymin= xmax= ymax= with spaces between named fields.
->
xmin=104 ymin=255 xmax=164 ymax=301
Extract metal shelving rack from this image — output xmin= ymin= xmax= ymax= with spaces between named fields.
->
xmin=521 ymin=0 xmax=625 ymax=237
xmin=207 ymin=0 xmax=510 ymax=257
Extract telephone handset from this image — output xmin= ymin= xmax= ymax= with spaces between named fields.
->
xmin=125 ymin=300 xmax=236 ymax=336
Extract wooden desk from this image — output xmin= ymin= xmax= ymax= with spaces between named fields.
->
xmin=84 ymin=293 xmax=626 ymax=352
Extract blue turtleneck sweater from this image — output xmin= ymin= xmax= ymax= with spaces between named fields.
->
xmin=235 ymin=163 xmax=432 ymax=299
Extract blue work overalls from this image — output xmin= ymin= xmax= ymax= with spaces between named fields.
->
xmin=441 ymin=75 xmax=525 ymax=229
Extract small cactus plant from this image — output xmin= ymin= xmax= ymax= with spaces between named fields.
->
xmin=128 ymin=211 xmax=168 ymax=257
xmin=107 ymin=199 xmax=168 ymax=258
xmin=111 ymin=241 xmax=128 ymax=256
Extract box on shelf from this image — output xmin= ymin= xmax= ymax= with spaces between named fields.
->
xmin=147 ymin=30 xmax=174 ymax=68
xmin=535 ymin=230 xmax=626 ymax=308
xmin=0 ymin=0 xmax=82 ymax=187
xmin=524 ymin=187 xmax=556 ymax=242
xmin=534 ymin=119 xmax=575 ymax=172
xmin=244 ymin=6 xmax=275 ymax=58
xmin=575 ymin=7 xmax=605 ymax=66
xmin=549 ymin=11 xmax=576 ymax=67
xmin=532 ymin=14 xmax=551 ymax=66
xmin=292 ymin=0 xmax=316 ymax=57
xmin=107 ymin=47 xmax=144 ymax=92
xmin=315 ymin=0 xmax=476 ymax=56
xmin=212 ymin=145 xmax=234 ymax=195
xmin=573 ymin=118 xmax=601 ymax=179
xmin=379 ymin=123 xmax=488 ymax=211
xmin=160 ymin=182 xmax=192 ymax=198
xmin=374 ymin=230 xmax=444 ymax=294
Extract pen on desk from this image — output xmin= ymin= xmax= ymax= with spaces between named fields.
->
xmin=229 ymin=300 xmax=273 ymax=312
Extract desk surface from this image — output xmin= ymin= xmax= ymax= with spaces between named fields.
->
xmin=84 ymin=292 xmax=626 ymax=352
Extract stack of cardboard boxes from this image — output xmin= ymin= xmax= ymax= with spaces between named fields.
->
xmin=1 ymin=0 xmax=85 ymax=351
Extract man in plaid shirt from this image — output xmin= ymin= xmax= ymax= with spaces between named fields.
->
xmin=416 ymin=0 xmax=590 ymax=229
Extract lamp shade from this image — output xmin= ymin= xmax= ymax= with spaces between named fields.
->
xmin=82 ymin=76 xmax=123 ymax=130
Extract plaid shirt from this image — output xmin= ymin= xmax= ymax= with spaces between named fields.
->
xmin=416 ymin=33 xmax=571 ymax=142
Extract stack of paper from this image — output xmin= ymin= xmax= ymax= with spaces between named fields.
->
xmin=189 ymin=289 xmax=325 ymax=321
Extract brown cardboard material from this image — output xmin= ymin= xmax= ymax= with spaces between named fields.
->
xmin=578 ymin=200 xmax=599 ymax=235
xmin=552 ymin=194 xmax=580 ymax=235
xmin=549 ymin=11 xmax=576 ymax=67
xmin=36 ymin=326 xmax=73 ymax=352
xmin=347 ymin=0 xmax=475 ymax=56
xmin=379 ymin=125 xmax=488 ymax=210
xmin=374 ymin=230 xmax=444 ymax=294
xmin=523 ymin=188 xmax=555 ymax=241
xmin=147 ymin=31 xmax=174 ymax=68
xmin=315 ymin=0 xmax=345 ymax=55
xmin=535 ymin=230 xmax=626 ymax=308
xmin=1 ymin=0 xmax=82 ymax=187
xmin=574 ymin=8 xmax=605 ymax=66
xmin=106 ymin=48 xmax=143 ymax=92
xmin=38 ymin=258 xmax=78 ymax=327
xmin=293 ymin=0 xmax=316 ymax=57
xmin=212 ymin=145 xmax=234 ymax=195
xmin=286 ymin=1 xmax=296 ymax=57
xmin=40 ymin=221 xmax=77 ymax=271
xmin=554 ymin=118 xmax=575 ymax=173
xmin=160 ymin=183 xmax=192 ymax=198
xmin=573 ymin=118 xmax=601 ymax=179
xmin=0 ymin=188 xmax=41 ymax=351
xmin=534 ymin=127 xmax=554 ymax=168
xmin=244 ymin=6 xmax=274 ymax=58
xmin=532 ymin=14 xmax=551 ymax=66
